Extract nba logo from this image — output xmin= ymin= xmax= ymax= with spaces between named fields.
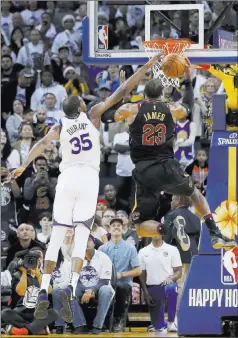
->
xmin=221 ymin=247 xmax=238 ymax=285
xmin=98 ymin=25 xmax=108 ymax=50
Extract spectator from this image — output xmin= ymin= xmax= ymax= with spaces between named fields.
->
xmin=6 ymin=223 xmax=45 ymax=267
xmin=1 ymin=1 xmax=12 ymax=40
xmin=88 ymin=81 xmax=111 ymax=110
xmin=107 ymin=65 xmax=120 ymax=93
xmin=10 ymin=27 xmax=24 ymax=56
xmin=53 ymin=235 xmax=114 ymax=334
xmin=139 ymin=235 xmax=182 ymax=333
xmin=189 ymin=11 xmax=199 ymax=35
xmin=30 ymin=69 xmax=68 ymax=111
xmin=2 ymin=67 xmax=35 ymax=113
xmin=23 ymin=109 xmax=34 ymax=123
xmin=33 ymin=108 xmax=50 ymax=141
xmin=116 ymin=210 xmax=139 ymax=246
xmin=44 ymin=93 xmax=65 ymax=125
xmin=11 ymin=12 xmax=25 ymax=34
xmin=36 ymin=11 xmax=57 ymax=43
xmin=1 ymin=163 xmax=21 ymax=257
xmin=197 ymin=78 xmax=218 ymax=142
xmin=51 ymin=15 xmax=81 ymax=61
xmin=53 ymin=2 xmax=75 ymax=31
xmin=1 ymin=55 xmax=16 ymax=89
xmin=36 ymin=212 xmax=52 ymax=243
xmin=96 ymin=198 xmax=109 ymax=217
xmin=113 ymin=120 xmax=134 ymax=201
xmin=2 ymin=42 xmax=16 ymax=58
xmin=23 ymin=155 xmax=57 ymax=225
xmin=75 ymin=2 xmax=87 ymax=22
xmin=2 ymin=247 xmax=57 ymax=335
xmin=101 ymin=208 xmax=116 ymax=232
xmin=99 ymin=218 xmax=141 ymax=332
xmin=173 ymin=103 xmax=196 ymax=169
xmin=21 ymin=1 xmax=44 ymax=26
xmin=104 ymin=184 xmax=130 ymax=213
xmin=1 ymin=129 xmax=20 ymax=169
xmin=43 ymin=141 xmax=60 ymax=178
xmin=16 ymin=29 xmax=44 ymax=67
xmin=6 ymin=99 xmax=24 ymax=146
xmin=58 ymin=46 xmax=71 ymax=70
xmin=13 ymin=122 xmax=35 ymax=165
xmin=163 ymin=196 xmax=201 ymax=309
xmin=186 ymin=149 xmax=209 ymax=196
xmin=91 ymin=215 xmax=108 ymax=243
xmin=64 ymin=67 xmax=89 ymax=96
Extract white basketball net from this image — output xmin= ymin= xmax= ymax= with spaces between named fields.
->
xmin=143 ymin=40 xmax=190 ymax=87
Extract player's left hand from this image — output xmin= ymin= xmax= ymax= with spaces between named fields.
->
xmin=81 ymin=290 xmax=93 ymax=304
xmin=162 ymin=278 xmax=173 ymax=286
xmin=11 ymin=166 xmax=26 ymax=179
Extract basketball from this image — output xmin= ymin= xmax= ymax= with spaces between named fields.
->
xmin=161 ymin=53 xmax=186 ymax=78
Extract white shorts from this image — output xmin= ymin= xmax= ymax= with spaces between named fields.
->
xmin=53 ymin=166 xmax=99 ymax=228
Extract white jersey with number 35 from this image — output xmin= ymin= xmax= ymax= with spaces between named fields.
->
xmin=59 ymin=113 xmax=100 ymax=172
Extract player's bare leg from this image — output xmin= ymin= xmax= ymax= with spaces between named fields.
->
xmin=135 ymin=220 xmax=190 ymax=251
xmin=190 ymin=187 xmax=236 ymax=249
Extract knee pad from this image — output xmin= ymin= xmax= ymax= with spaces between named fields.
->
xmin=71 ymin=223 xmax=90 ymax=260
xmin=45 ymin=226 xmax=67 ymax=262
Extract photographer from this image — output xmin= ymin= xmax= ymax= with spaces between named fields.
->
xmin=1 ymin=247 xmax=57 ymax=335
xmin=23 ymin=155 xmax=57 ymax=225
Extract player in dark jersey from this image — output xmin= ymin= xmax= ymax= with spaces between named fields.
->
xmin=112 ymin=60 xmax=236 ymax=250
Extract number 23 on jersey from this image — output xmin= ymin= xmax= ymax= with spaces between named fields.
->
xmin=70 ymin=133 xmax=92 ymax=154
xmin=142 ymin=123 xmax=166 ymax=145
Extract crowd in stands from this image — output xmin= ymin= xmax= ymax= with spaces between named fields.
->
xmin=1 ymin=0 xmax=237 ymax=335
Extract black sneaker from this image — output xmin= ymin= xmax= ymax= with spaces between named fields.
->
xmin=173 ymin=216 xmax=190 ymax=251
xmin=74 ymin=326 xmax=89 ymax=334
xmin=91 ymin=327 xmax=102 ymax=334
xmin=56 ymin=326 xmax=65 ymax=334
xmin=59 ymin=285 xmax=73 ymax=323
xmin=211 ymin=230 xmax=237 ymax=249
xmin=113 ymin=318 xmax=125 ymax=333
xmin=34 ymin=289 xmax=49 ymax=320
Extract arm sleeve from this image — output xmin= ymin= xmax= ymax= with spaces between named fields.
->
xmin=130 ymin=246 xmax=140 ymax=268
xmin=182 ymin=80 xmax=194 ymax=111
xmin=178 ymin=122 xmax=196 ymax=147
xmin=171 ymin=247 xmax=182 ymax=268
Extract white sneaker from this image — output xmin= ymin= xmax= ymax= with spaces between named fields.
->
xmin=167 ymin=321 xmax=177 ymax=332
xmin=157 ymin=327 xmax=168 ymax=333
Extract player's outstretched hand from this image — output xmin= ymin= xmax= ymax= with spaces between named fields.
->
xmin=11 ymin=166 xmax=26 ymax=179
xmin=119 ymin=70 xmax=126 ymax=85
xmin=184 ymin=57 xmax=192 ymax=79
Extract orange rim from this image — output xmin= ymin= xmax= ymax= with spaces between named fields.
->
xmin=142 ymin=38 xmax=191 ymax=53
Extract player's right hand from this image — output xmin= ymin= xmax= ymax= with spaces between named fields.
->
xmin=11 ymin=166 xmax=26 ymax=179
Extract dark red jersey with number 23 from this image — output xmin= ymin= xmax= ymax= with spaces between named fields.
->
xmin=129 ymin=100 xmax=175 ymax=164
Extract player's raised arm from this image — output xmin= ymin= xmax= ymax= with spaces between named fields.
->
xmin=11 ymin=124 xmax=60 ymax=178
xmin=90 ymin=52 xmax=164 ymax=128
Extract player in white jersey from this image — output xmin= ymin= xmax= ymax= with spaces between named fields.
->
xmin=11 ymin=53 xmax=162 ymax=322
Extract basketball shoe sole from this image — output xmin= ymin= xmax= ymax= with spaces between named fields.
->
xmin=173 ymin=216 xmax=190 ymax=251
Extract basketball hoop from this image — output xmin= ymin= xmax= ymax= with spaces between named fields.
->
xmin=142 ymin=39 xmax=191 ymax=87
